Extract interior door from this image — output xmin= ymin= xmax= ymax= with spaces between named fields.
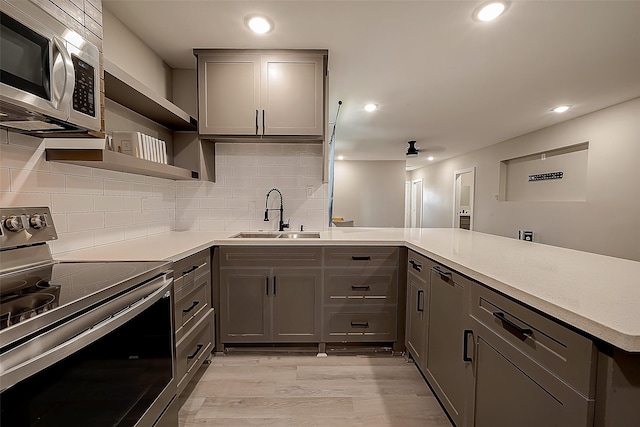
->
xmin=453 ymin=168 xmax=475 ymax=230
xmin=410 ymin=179 xmax=423 ymax=228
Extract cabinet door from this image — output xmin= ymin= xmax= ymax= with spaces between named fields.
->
xmin=474 ymin=334 xmax=594 ymax=427
xmin=426 ymin=265 xmax=470 ymax=427
xmin=219 ymin=268 xmax=270 ymax=342
xmin=261 ymin=55 xmax=324 ymax=136
xmin=271 ymin=268 xmax=322 ymax=342
xmin=198 ymin=54 xmax=261 ymax=135
xmin=406 ymin=277 xmax=428 ymax=371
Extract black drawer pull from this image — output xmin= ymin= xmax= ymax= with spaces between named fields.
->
xmin=463 ymin=330 xmax=473 ymax=362
xmin=432 ymin=265 xmax=452 ymax=278
xmin=351 ymin=285 xmax=371 ymax=291
xmin=493 ymin=312 xmax=533 ymax=336
xmin=273 ymin=276 xmax=277 ymax=295
xmin=182 ymin=300 xmax=200 ymax=313
xmin=409 ymin=259 xmax=422 ymax=272
xmin=266 ymin=276 xmax=269 ymax=296
xmin=255 ymin=109 xmax=259 ymax=135
xmin=182 ymin=265 xmax=198 ymax=276
xmin=352 ymin=256 xmax=371 ymax=261
xmin=187 ymin=343 xmax=204 ymax=360
xmin=350 ymin=321 xmax=369 ymax=328
xmin=417 ymin=289 xmax=424 ymax=312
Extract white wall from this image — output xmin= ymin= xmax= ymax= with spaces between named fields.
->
xmin=333 ymin=160 xmax=406 ymax=227
xmin=411 ymin=97 xmax=640 ymax=261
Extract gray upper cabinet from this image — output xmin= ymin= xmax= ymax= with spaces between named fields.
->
xmin=195 ymin=50 xmax=326 ymax=139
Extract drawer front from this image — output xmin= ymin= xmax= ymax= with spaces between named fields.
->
xmin=176 ymin=310 xmax=214 ymax=393
xmin=470 ymin=283 xmax=596 ymax=397
xmin=325 ymin=267 xmax=398 ymax=305
xmin=323 ymin=246 xmax=399 ymax=268
xmin=220 ymin=246 xmax=322 ymax=267
xmin=323 ymin=307 xmax=397 ymax=342
xmin=174 ymin=249 xmax=210 ymax=295
xmin=175 ymin=278 xmax=211 ymax=342
xmin=407 ymin=250 xmax=432 ymax=282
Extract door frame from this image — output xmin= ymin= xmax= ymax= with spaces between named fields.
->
xmin=453 ymin=167 xmax=476 ymax=230
xmin=410 ymin=178 xmax=423 ymax=228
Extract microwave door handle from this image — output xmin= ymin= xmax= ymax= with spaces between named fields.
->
xmin=52 ymin=37 xmax=75 ymax=109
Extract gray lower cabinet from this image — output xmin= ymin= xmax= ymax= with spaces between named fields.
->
xmin=173 ymin=248 xmax=214 ymax=395
xmin=405 ymin=251 xmax=434 ymax=372
xmin=219 ymin=247 xmax=322 ymax=344
xmin=424 ymin=263 xmax=472 ymax=427
xmin=322 ymin=246 xmax=400 ymax=343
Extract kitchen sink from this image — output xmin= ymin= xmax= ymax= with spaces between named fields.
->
xmin=231 ymin=232 xmax=280 ymax=238
xmin=278 ymin=232 xmax=320 ymax=239
xmin=231 ymin=231 xmax=320 ymax=239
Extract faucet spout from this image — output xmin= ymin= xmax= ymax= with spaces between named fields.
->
xmin=264 ymin=188 xmax=289 ymax=231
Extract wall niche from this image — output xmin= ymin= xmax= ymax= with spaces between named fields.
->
xmin=499 ymin=142 xmax=589 ymax=202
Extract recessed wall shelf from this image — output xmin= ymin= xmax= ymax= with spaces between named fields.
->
xmin=45 ymin=149 xmax=199 ymax=180
xmin=104 ymin=58 xmax=197 ymax=132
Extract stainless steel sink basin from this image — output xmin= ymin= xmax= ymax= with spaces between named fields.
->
xmin=231 ymin=231 xmax=320 ymax=239
xmin=277 ymin=232 xmax=320 ymax=239
xmin=231 ymin=232 xmax=280 ymax=238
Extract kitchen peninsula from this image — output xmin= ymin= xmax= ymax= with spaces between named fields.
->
xmin=57 ymin=227 xmax=640 ymax=426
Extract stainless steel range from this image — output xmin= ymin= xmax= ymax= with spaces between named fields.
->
xmin=0 ymin=207 xmax=177 ymax=426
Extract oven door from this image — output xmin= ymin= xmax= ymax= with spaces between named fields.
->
xmin=0 ymin=273 xmax=176 ymax=427
xmin=0 ymin=3 xmax=74 ymax=122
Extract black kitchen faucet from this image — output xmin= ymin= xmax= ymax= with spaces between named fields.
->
xmin=264 ymin=188 xmax=290 ymax=231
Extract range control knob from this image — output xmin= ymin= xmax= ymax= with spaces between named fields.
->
xmin=29 ymin=214 xmax=46 ymax=229
xmin=4 ymin=215 xmax=25 ymax=232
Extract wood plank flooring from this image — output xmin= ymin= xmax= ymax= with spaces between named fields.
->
xmin=178 ymin=354 xmax=452 ymax=426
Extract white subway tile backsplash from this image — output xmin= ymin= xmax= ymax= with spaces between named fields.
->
xmin=94 ymin=195 xmax=124 ymax=212
xmin=94 ymin=227 xmax=125 ymax=246
xmin=51 ymin=230 xmax=94 ymax=254
xmin=49 ymin=161 xmax=93 ymax=176
xmin=124 ymin=224 xmax=147 ymax=240
xmin=52 ymin=194 xmax=94 ymax=212
xmin=0 ymin=168 xmax=10 ymax=192
xmin=11 ymin=169 xmax=66 ymax=193
xmin=67 ymin=212 xmax=105 ymax=231
xmin=123 ymin=196 xmax=142 ymax=211
xmin=66 ymin=175 xmax=104 ymax=194
xmin=105 ymin=211 xmax=133 ymax=227
xmin=92 ymin=168 xmax=123 ymax=180
xmin=104 ymin=180 xmax=131 ymax=196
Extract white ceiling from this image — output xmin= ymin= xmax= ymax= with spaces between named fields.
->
xmin=103 ymin=0 xmax=640 ymax=170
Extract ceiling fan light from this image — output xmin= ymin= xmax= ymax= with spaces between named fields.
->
xmin=406 ymin=140 xmax=419 ymax=158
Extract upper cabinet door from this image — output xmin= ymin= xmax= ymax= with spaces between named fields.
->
xmin=197 ymin=54 xmax=261 ymax=135
xmin=261 ymin=55 xmax=324 ymax=136
xmin=195 ymin=50 xmax=326 ymax=139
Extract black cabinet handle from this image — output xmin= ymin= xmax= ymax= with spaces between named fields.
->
xmin=182 ymin=265 xmax=198 ymax=276
xmin=182 ymin=300 xmax=200 ymax=313
xmin=409 ymin=259 xmax=422 ymax=272
xmin=273 ymin=276 xmax=277 ymax=295
xmin=351 ymin=285 xmax=371 ymax=291
xmin=463 ymin=330 xmax=473 ymax=362
xmin=350 ymin=321 xmax=369 ymax=328
xmin=417 ymin=289 xmax=424 ymax=312
xmin=352 ymin=256 xmax=371 ymax=261
xmin=493 ymin=312 xmax=533 ymax=336
xmin=265 ymin=276 xmax=269 ymax=296
xmin=187 ymin=343 xmax=204 ymax=360
xmin=432 ymin=265 xmax=452 ymax=278
xmin=262 ymin=110 xmax=265 ymax=136
xmin=255 ymin=109 xmax=259 ymax=135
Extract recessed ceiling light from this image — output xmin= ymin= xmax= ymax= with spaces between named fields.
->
xmin=427 ymin=156 xmax=434 ymax=161
xmin=551 ymin=105 xmax=572 ymax=113
xmin=337 ymin=155 xmax=344 ymax=160
xmin=246 ymin=15 xmax=273 ymax=34
xmin=363 ymin=103 xmax=378 ymax=112
xmin=474 ymin=1 xmax=508 ymax=22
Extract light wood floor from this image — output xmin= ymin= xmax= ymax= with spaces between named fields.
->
xmin=178 ymin=353 xmax=452 ymax=426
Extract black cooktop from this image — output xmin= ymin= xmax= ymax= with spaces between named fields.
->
xmin=0 ymin=261 xmax=170 ymax=333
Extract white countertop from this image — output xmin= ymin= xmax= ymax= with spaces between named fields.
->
xmin=55 ymin=228 xmax=640 ymax=352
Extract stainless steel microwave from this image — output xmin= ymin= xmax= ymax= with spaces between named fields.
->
xmin=0 ymin=0 xmax=101 ymax=135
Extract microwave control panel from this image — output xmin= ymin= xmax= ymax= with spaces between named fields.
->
xmin=72 ymin=55 xmax=96 ymax=118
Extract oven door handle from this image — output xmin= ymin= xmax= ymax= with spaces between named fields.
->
xmin=0 ymin=273 xmax=173 ymax=392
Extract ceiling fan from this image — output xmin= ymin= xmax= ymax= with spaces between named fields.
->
xmin=406 ymin=140 xmax=419 ymax=158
